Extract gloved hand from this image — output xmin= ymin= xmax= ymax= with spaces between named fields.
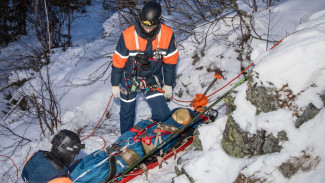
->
xmin=162 ymin=85 xmax=172 ymax=99
xmin=112 ymin=86 xmax=120 ymax=98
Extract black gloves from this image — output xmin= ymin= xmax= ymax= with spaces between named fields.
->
xmin=135 ymin=53 xmax=151 ymax=71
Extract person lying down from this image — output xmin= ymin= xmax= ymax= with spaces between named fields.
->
xmin=70 ymin=108 xmax=203 ymax=183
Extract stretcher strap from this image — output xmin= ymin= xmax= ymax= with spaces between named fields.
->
xmin=105 ymin=156 xmax=117 ymax=182
xmin=129 ymin=122 xmax=157 ymax=141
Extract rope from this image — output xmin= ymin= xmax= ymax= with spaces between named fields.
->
xmin=269 ymin=31 xmax=297 ymax=50
xmin=170 ymin=30 xmax=298 ymax=105
xmin=0 ymin=29 xmax=294 ymax=183
xmin=0 ymin=154 xmax=19 ymax=180
xmin=170 ymin=62 xmax=254 ymax=104
xmin=81 ymin=95 xmax=113 ymax=142
xmin=207 ymin=62 xmax=254 ymax=98
xmin=171 ymin=96 xmax=192 ymax=103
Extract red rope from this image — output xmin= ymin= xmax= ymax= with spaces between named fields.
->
xmin=171 ymin=96 xmax=192 ymax=103
xmin=171 ymin=30 xmax=298 ymax=104
xmin=170 ymin=62 xmax=254 ymax=103
xmin=269 ymin=31 xmax=298 ymax=50
xmin=98 ymin=136 xmax=107 ymax=149
xmin=207 ymin=62 xmax=254 ymax=98
xmin=0 ymin=154 xmax=19 ymax=180
xmin=81 ymin=95 xmax=113 ymax=141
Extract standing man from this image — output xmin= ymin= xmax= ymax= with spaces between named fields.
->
xmin=111 ymin=1 xmax=179 ymax=134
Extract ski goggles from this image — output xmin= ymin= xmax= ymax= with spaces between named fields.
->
xmin=140 ymin=20 xmax=159 ymax=29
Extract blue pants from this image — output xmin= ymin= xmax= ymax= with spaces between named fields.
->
xmin=119 ymin=90 xmax=170 ymax=134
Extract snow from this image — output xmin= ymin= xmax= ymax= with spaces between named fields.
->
xmin=1 ymin=0 xmax=325 ymax=182
xmin=254 ymin=26 xmax=325 ymax=95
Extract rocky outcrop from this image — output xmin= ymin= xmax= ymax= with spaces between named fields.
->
xmin=192 ymin=127 xmax=203 ymax=151
xmin=174 ymin=71 xmax=324 ymax=180
xmin=221 ymin=71 xmax=292 ymax=158
xmin=295 ymin=103 xmax=321 ymax=128
xmin=220 ymin=71 xmax=324 ymax=158
xmin=174 ymin=161 xmax=195 ymax=183
xmin=279 ymin=149 xmax=320 ymax=178
xmin=221 ymin=95 xmax=288 ymax=158
xmin=246 ymin=72 xmax=279 ymax=115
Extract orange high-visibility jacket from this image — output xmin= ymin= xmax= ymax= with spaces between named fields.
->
xmin=111 ymin=22 xmax=179 ymax=87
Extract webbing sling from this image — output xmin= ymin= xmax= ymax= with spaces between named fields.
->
xmin=105 ymin=156 xmax=117 ymax=182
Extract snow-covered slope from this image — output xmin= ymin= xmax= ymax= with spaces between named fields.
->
xmin=170 ymin=10 xmax=325 ymax=183
xmin=1 ymin=0 xmax=325 ymax=182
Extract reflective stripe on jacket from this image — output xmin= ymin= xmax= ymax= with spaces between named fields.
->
xmin=111 ymin=22 xmax=179 ymax=86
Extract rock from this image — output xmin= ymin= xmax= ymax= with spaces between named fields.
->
xmin=234 ymin=173 xmax=266 ymax=183
xmin=221 ymin=95 xmax=287 ymax=158
xmin=279 ymin=161 xmax=298 ymax=178
xmin=279 ymin=149 xmax=320 ymax=178
xmin=192 ymin=128 xmax=203 ymax=151
xmin=295 ymin=103 xmax=321 ymax=128
xmin=172 ymin=174 xmax=191 ymax=183
xmin=246 ymin=72 xmax=279 ymax=115
xmin=221 ymin=114 xmax=246 ymax=158
xmin=173 ymin=166 xmax=195 ymax=183
xmin=262 ymin=133 xmax=282 ymax=154
xmin=277 ymin=131 xmax=288 ymax=141
xmin=175 ymin=165 xmax=183 ymax=176
xmin=321 ymin=94 xmax=325 ymax=106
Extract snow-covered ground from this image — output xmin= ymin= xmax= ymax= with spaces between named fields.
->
xmin=1 ymin=0 xmax=325 ymax=182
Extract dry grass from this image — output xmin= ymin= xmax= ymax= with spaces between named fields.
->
xmin=279 ymin=148 xmax=320 ymax=178
xmin=234 ymin=173 xmax=267 ymax=183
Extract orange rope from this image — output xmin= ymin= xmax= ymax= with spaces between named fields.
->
xmin=269 ymin=31 xmax=298 ymax=50
xmin=171 ymin=30 xmax=298 ymax=105
xmin=0 ymin=154 xmax=19 ymax=180
xmin=81 ymin=95 xmax=113 ymax=142
xmin=171 ymin=96 xmax=192 ymax=103
xmin=170 ymin=62 xmax=254 ymax=104
xmin=207 ymin=62 xmax=254 ymax=98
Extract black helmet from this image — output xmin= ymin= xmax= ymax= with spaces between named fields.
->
xmin=50 ymin=129 xmax=85 ymax=167
xmin=139 ymin=2 xmax=162 ymax=29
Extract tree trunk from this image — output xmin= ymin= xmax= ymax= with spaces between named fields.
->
xmin=34 ymin=0 xmax=47 ymax=49
xmin=252 ymin=0 xmax=258 ymax=12
xmin=0 ymin=0 xmax=10 ymax=46
xmin=44 ymin=0 xmax=52 ymax=52
xmin=67 ymin=5 xmax=71 ymax=47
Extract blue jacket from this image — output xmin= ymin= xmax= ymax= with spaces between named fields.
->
xmin=21 ymin=151 xmax=72 ymax=183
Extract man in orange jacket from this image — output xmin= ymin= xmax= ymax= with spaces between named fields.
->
xmin=111 ymin=1 xmax=179 ymax=134
xmin=21 ymin=130 xmax=85 ymax=183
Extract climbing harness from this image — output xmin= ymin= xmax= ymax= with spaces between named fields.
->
xmin=122 ymin=29 xmax=165 ymax=99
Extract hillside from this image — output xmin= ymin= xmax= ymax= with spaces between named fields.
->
xmin=0 ymin=0 xmax=325 ymax=182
